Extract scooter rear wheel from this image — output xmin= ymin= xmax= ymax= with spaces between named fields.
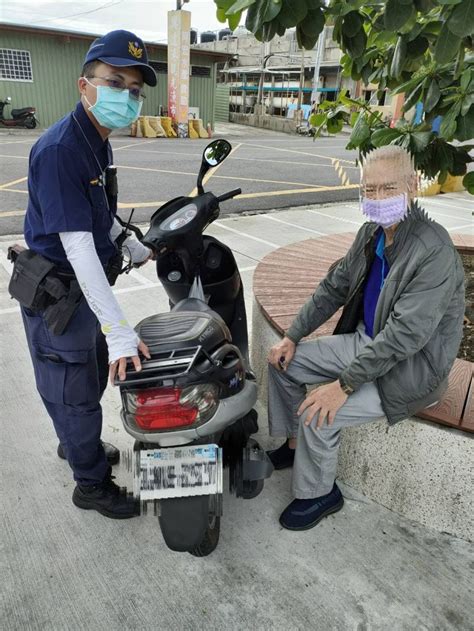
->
xmin=25 ymin=116 xmax=36 ymax=129
xmin=188 ymin=514 xmax=221 ymax=557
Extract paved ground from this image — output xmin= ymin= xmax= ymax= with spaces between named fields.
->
xmin=0 ymin=122 xmax=358 ymax=235
xmin=1 ymin=191 xmax=472 ymax=630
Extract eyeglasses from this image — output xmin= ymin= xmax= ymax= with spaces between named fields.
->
xmin=87 ymin=75 xmax=146 ymax=102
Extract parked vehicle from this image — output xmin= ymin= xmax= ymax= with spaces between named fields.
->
xmin=117 ymin=139 xmax=273 ymax=556
xmin=0 ymin=97 xmax=38 ymax=129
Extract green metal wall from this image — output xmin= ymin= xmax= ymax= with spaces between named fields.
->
xmin=1 ymin=28 xmax=218 ymax=129
xmin=215 ymin=84 xmax=230 ymax=122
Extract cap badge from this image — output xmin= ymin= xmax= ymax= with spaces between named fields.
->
xmin=128 ymin=41 xmax=143 ymax=59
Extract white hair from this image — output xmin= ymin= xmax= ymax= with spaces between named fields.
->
xmin=362 ymin=145 xmax=415 ymax=179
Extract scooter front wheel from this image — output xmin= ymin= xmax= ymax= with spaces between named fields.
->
xmin=188 ymin=513 xmax=221 ymax=557
xmin=25 ymin=116 xmax=36 ymax=129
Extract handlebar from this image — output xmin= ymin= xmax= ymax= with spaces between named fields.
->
xmin=216 ymin=188 xmax=241 ymax=203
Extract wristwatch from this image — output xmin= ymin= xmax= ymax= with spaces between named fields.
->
xmin=339 ymin=377 xmax=355 ymax=396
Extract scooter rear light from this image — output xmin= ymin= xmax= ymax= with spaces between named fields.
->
xmin=123 ymin=384 xmax=218 ymax=431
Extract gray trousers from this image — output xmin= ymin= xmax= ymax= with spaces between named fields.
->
xmin=268 ymin=323 xmax=387 ymax=499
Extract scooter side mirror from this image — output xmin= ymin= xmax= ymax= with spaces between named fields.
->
xmin=196 ymin=139 xmax=232 ymax=195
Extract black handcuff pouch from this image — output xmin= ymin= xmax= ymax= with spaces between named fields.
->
xmin=8 ymin=247 xmax=66 ymax=311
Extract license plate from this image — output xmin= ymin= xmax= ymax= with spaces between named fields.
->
xmin=135 ymin=444 xmax=223 ymax=500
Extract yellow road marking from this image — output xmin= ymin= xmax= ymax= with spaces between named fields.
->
xmin=331 ymin=157 xmax=352 ymax=187
xmin=113 ymin=184 xmax=360 ymax=209
xmin=242 ymin=142 xmax=355 ymax=165
xmin=0 ymin=176 xmax=27 ymax=189
xmin=188 ymin=142 xmax=243 ymax=197
xmin=236 ymin=184 xmax=359 ymax=199
xmin=118 ymin=201 xmax=166 ymax=209
xmin=0 ymin=188 xmax=28 ymax=194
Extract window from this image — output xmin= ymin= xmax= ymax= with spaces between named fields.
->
xmin=191 ymin=66 xmax=211 ymax=78
xmin=150 ymin=60 xmax=168 ymax=74
xmin=0 ymin=48 xmax=33 ymax=82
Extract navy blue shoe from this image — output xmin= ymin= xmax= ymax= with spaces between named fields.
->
xmin=279 ymin=483 xmax=344 ymax=531
xmin=266 ymin=440 xmax=295 ymax=470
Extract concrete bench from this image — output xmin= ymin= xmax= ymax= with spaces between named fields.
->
xmin=251 ymin=233 xmax=473 ymax=541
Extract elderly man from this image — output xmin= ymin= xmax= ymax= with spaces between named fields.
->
xmin=267 ymin=145 xmax=465 ymax=531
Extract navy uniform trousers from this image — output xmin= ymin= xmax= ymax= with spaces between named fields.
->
xmin=21 ymin=299 xmax=109 ymax=485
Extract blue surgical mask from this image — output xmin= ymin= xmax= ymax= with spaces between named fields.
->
xmin=84 ymin=80 xmax=142 ymax=129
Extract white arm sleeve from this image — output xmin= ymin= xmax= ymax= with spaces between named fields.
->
xmin=109 ymin=218 xmax=151 ymax=264
xmin=59 ymin=231 xmax=140 ymax=363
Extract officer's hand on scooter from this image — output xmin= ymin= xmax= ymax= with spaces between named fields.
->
xmin=268 ymin=336 xmax=296 ymax=371
xmin=109 ymin=339 xmax=151 ymax=385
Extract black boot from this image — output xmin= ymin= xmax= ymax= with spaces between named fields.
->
xmin=72 ymin=474 xmax=138 ymax=519
xmin=57 ymin=440 xmax=120 ymax=465
xmin=266 ymin=439 xmax=295 ymax=470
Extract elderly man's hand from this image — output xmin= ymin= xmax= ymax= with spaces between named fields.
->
xmin=298 ymin=380 xmax=348 ymax=429
xmin=268 ymin=336 xmax=296 ymax=371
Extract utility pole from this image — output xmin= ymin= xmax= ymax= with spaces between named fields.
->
xmin=297 ymin=49 xmax=305 ymax=111
xmin=311 ymin=28 xmax=326 ymax=105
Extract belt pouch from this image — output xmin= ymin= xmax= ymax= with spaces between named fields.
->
xmin=8 ymin=249 xmax=56 ymax=310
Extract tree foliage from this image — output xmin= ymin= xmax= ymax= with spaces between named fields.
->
xmin=214 ymin=0 xmax=474 ymax=190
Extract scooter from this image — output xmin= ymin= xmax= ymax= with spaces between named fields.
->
xmin=0 ymin=97 xmax=38 ymax=129
xmin=117 ymin=139 xmax=273 ymax=556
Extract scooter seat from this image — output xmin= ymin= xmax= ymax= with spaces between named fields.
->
xmin=11 ymin=108 xmax=33 ymax=117
xmin=134 ymin=310 xmax=231 ymax=354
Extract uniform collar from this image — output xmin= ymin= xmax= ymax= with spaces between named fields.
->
xmin=73 ymin=100 xmax=107 ymax=154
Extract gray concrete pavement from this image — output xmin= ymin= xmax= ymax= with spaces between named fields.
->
xmin=0 ymin=122 xmax=358 ymax=235
xmin=1 ymin=193 xmax=473 ymax=630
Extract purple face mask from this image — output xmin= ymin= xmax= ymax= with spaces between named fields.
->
xmin=361 ymin=193 xmax=408 ymax=228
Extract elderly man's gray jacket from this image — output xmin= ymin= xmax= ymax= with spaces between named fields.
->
xmin=286 ymin=204 xmax=465 ymax=424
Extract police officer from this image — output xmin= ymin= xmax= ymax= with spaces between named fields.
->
xmin=21 ymin=30 xmax=158 ymax=519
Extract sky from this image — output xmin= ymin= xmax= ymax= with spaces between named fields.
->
xmin=0 ymin=0 xmax=231 ymax=43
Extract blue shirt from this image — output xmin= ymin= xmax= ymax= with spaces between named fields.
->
xmin=24 ymin=101 xmax=117 ymax=271
xmin=364 ymin=230 xmax=390 ymax=338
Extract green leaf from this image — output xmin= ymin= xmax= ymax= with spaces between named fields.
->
xmin=414 ymin=0 xmax=436 ymax=9
xmin=455 ymin=110 xmax=474 ymax=141
xmin=462 ymin=171 xmax=474 ymax=194
xmin=461 ymin=94 xmax=474 ymax=117
xmin=245 ymin=0 xmax=281 ymax=32
xmin=447 ymin=0 xmax=474 ymax=37
xmin=440 ymin=103 xmax=461 ymax=138
xmin=391 ymin=36 xmax=407 ymax=78
xmin=460 ymin=68 xmax=473 ymax=91
xmin=350 ymin=111 xmax=359 ymax=127
xmin=425 ymin=79 xmax=441 ymax=113
xmin=228 ymin=9 xmax=242 ymax=30
xmin=327 ymin=117 xmax=344 ymax=134
xmin=434 ymin=23 xmax=461 ymax=64
xmin=226 ymin=0 xmax=254 ymax=14
xmin=371 ymin=127 xmax=403 ymax=146
xmin=301 ymin=7 xmax=325 ymax=39
xmin=437 ymin=0 xmax=462 ymax=4
xmin=277 ymin=0 xmax=307 ymax=28
xmin=261 ymin=18 xmax=278 ymax=41
xmin=406 ymin=36 xmax=429 ymax=58
xmin=384 ymin=0 xmax=415 ymax=31
xmin=309 ymin=113 xmax=326 ymax=127
xmin=403 ymin=84 xmax=424 ymax=111
xmin=342 ymin=11 xmax=364 ymax=38
xmin=275 ymin=18 xmax=286 ymax=36
xmin=217 ymin=7 xmax=227 ymax=22
xmin=409 ymin=131 xmax=433 ymax=152
xmin=343 ymin=29 xmax=368 ymax=58
xmin=350 ymin=112 xmax=371 ymax=145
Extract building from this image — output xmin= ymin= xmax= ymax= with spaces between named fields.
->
xmin=195 ymin=26 xmax=402 ymax=124
xmin=0 ymin=23 xmax=231 ymax=129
